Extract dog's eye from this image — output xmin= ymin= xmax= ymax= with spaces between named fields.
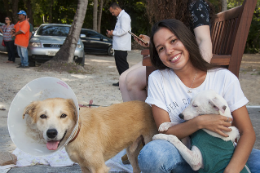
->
xmin=192 ymin=105 xmax=198 ymax=107
xmin=40 ymin=114 xmax=47 ymax=119
xmin=60 ymin=114 xmax=67 ymax=118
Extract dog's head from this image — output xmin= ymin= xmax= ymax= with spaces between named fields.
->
xmin=180 ymin=90 xmax=230 ymax=120
xmin=23 ymin=98 xmax=77 ymax=150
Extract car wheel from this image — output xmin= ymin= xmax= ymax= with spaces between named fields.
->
xmin=75 ymin=54 xmax=85 ymax=67
xmin=28 ymin=56 xmax=35 ymax=67
xmin=80 ymin=55 xmax=85 ymax=67
xmin=108 ymin=46 xmax=114 ymax=56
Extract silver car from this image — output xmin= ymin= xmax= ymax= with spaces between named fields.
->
xmin=28 ymin=23 xmax=85 ymax=66
xmin=0 ymin=22 xmax=7 ymax=52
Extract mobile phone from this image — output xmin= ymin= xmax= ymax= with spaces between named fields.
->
xmin=128 ymin=31 xmax=148 ymax=45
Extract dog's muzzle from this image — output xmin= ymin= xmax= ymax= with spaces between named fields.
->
xmin=179 ymin=113 xmax=184 ymax=119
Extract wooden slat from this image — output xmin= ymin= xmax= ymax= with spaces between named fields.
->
xmin=143 ymin=56 xmax=152 ymax=66
xmin=210 ymin=55 xmax=231 ymax=65
xmin=141 ymin=49 xmax=149 ymax=56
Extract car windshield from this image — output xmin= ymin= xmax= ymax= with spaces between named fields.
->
xmin=36 ymin=25 xmax=70 ymax=36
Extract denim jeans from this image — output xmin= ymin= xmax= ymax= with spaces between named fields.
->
xmin=138 ymin=140 xmax=260 ymax=173
xmin=17 ymin=46 xmax=28 ymax=66
xmin=4 ymin=40 xmax=15 ymax=62
xmin=138 ymin=140 xmax=197 ymax=173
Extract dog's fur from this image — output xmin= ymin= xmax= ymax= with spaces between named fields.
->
xmin=23 ymin=98 xmax=157 ymax=173
xmin=153 ymin=90 xmax=240 ymax=171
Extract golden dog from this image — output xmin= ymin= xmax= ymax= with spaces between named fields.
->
xmin=23 ymin=98 xmax=157 ymax=173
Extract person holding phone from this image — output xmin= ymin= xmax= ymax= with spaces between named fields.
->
xmin=106 ymin=2 xmax=131 ymax=87
xmin=119 ymin=0 xmax=214 ymax=102
xmin=0 ymin=16 xmax=15 ymax=63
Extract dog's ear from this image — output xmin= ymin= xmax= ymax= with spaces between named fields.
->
xmin=23 ymin=101 xmax=38 ymax=123
xmin=67 ymin=99 xmax=77 ymax=122
xmin=209 ymin=97 xmax=227 ymax=114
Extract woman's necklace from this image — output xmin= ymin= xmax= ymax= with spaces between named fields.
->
xmin=187 ymin=70 xmax=198 ymax=93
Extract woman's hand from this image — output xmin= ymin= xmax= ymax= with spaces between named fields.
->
xmin=134 ymin=34 xmax=150 ymax=47
xmin=196 ymin=114 xmax=233 ymax=137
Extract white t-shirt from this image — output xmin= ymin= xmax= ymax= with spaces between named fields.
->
xmin=145 ymin=68 xmax=248 ymax=124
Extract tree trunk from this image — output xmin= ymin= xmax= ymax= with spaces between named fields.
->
xmin=93 ymin=0 xmax=98 ymax=31
xmin=97 ymin=0 xmax=104 ymax=33
xmin=12 ymin=0 xmax=20 ymax=24
xmin=48 ymin=0 xmax=53 ymax=23
xmin=2 ymin=0 xmax=13 ymax=21
xmin=23 ymin=0 xmax=34 ymax=25
xmin=222 ymin=0 xmax=227 ymax=11
xmin=54 ymin=0 xmax=88 ymax=62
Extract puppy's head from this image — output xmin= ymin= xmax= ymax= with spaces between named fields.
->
xmin=180 ymin=90 xmax=229 ymax=120
xmin=23 ymin=98 xmax=77 ymax=150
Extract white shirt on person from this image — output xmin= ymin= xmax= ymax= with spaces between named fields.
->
xmin=145 ymin=68 xmax=248 ymax=125
xmin=112 ymin=10 xmax=131 ymax=51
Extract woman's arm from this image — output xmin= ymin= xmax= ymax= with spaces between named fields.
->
xmin=224 ymin=106 xmax=255 ymax=173
xmin=194 ymin=25 xmax=213 ymax=63
xmin=152 ymin=105 xmax=232 ymax=139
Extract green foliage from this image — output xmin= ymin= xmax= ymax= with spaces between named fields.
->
xmin=245 ymin=6 xmax=260 ymax=53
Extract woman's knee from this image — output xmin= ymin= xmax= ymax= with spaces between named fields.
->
xmin=247 ymin=148 xmax=260 ymax=173
xmin=138 ymin=140 xmax=185 ymax=173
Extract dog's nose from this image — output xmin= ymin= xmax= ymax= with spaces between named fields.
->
xmin=47 ymin=129 xmax=58 ymax=139
xmin=179 ymin=113 xmax=184 ymax=119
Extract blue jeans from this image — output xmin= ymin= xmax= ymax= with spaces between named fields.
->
xmin=17 ymin=46 xmax=28 ymax=66
xmin=138 ymin=140 xmax=260 ymax=173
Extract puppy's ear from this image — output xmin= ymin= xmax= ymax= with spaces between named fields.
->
xmin=23 ymin=101 xmax=38 ymax=123
xmin=209 ymin=97 xmax=226 ymax=114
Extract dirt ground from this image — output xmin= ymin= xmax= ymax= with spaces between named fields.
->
xmin=0 ymin=51 xmax=259 ymax=153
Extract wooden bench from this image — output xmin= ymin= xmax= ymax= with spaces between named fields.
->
xmin=142 ymin=0 xmax=257 ymax=81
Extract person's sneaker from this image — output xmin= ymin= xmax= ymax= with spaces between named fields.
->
xmin=112 ymin=82 xmax=119 ymax=86
xmin=16 ymin=65 xmax=23 ymax=68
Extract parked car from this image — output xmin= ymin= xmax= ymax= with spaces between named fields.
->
xmin=28 ymin=23 xmax=85 ymax=66
xmin=0 ymin=22 xmax=7 ymax=52
xmin=80 ymin=28 xmax=114 ymax=56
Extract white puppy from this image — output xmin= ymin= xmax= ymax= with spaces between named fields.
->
xmin=153 ymin=90 xmax=250 ymax=172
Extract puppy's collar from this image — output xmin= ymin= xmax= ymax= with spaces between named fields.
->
xmin=68 ymin=124 xmax=80 ymax=144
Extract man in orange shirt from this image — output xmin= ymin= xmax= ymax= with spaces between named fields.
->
xmin=13 ymin=10 xmax=30 ymax=68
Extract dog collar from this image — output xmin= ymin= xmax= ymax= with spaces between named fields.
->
xmin=68 ymin=124 xmax=80 ymax=144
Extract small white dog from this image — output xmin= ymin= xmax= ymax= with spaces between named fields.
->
xmin=153 ymin=90 xmax=250 ymax=173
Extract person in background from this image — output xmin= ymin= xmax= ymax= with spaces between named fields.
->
xmin=106 ymin=2 xmax=131 ymax=87
xmin=119 ymin=0 xmax=214 ymax=101
xmin=0 ymin=16 xmax=15 ymax=63
xmin=12 ymin=10 xmax=30 ymax=68
xmin=27 ymin=17 xmax=33 ymax=39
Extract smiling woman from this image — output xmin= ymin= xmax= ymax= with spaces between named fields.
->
xmin=138 ymin=19 xmax=260 ymax=173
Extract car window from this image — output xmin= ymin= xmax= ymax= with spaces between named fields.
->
xmin=36 ymin=25 xmax=70 ymax=36
xmin=86 ymin=31 xmax=101 ymax=39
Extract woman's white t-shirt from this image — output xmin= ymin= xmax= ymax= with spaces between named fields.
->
xmin=145 ymin=68 xmax=248 ymax=124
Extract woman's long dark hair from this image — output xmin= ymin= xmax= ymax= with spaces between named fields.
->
xmin=149 ymin=19 xmax=216 ymax=71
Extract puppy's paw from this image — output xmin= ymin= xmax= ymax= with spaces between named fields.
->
xmin=158 ymin=122 xmax=176 ymax=132
xmin=227 ymin=126 xmax=240 ymax=142
xmin=166 ymin=135 xmax=180 ymax=144
xmin=152 ymin=134 xmax=168 ymax=141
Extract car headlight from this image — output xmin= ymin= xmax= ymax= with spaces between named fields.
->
xmin=30 ymin=42 xmax=41 ymax=47
xmin=77 ymin=44 xmax=82 ymax=48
